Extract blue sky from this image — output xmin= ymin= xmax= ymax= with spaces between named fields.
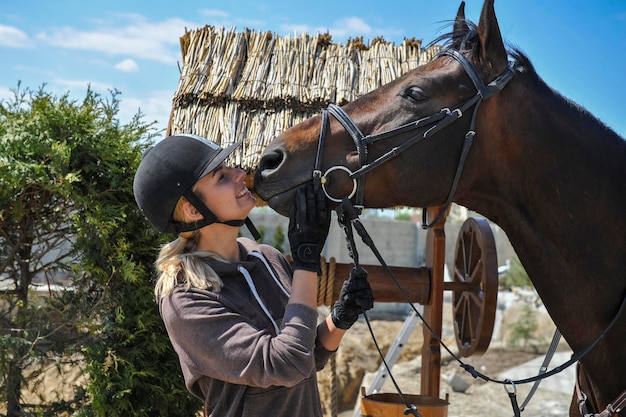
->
xmin=1 ymin=1 xmax=625 ymax=139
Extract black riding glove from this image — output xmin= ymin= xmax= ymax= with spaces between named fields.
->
xmin=331 ymin=267 xmax=375 ymax=330
xmin=288 ymin=183 xmax=331 ymax=274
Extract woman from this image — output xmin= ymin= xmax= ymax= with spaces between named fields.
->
xmin=133 ymin=133 xmax=374 ymax=417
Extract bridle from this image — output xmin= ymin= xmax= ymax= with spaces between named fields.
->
xmin=312 ymin=48 xmax=518 ymax=228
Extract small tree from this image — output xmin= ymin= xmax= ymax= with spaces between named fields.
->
xmin=256 ymin=224 xmax=266 ymax=243
xmin=0 ymin=84 xmax=201 ymax=416
xmin=500 ymin=255 xmax=532 ymax=290
xmin=506 ymin=303 xmax=538 ymax=349
xmin=273 ymin=224 xmax=285 ymax=252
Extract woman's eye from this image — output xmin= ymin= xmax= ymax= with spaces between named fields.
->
xmin=402 ymin=87 xmax=426 ymax=103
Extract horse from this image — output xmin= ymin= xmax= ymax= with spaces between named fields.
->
xmin=254 ymin=0 xmax=626 ymax=414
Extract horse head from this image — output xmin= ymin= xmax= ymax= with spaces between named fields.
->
xmin=255 ymin=0 xmax=512 ymax=217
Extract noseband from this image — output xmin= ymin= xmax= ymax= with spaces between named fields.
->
xmin=313 ymin=49 xmax=518 ymax=227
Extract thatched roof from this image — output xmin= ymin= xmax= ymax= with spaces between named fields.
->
xmin=167 ymin=26 xmax=441 ymax=172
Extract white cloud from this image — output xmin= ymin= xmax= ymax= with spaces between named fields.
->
xmin=0 ymin=24 xmax=31 ymax=47
xmin=0 ymin=85 xmax=15 ymax=102
xmin=35 ymin=15 xmax=197 ymax=64
xmin=332 ymin=17 xmax=372 ymax=37
xmin=114 ymin=58 xmax=139 ymax=73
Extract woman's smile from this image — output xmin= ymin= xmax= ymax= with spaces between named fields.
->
xmin=236 ymin=186 xmax=251 ymax=199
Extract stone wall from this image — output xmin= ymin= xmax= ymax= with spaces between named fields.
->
xmin=246 ymin=208 xmax=516 ymax=275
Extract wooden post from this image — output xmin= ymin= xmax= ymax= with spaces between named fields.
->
xmin=421 ymin=206 xmax=447 ymax=397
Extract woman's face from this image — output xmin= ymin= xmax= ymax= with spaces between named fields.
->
xmin=194 ymin=163 xmax=256 ymax=222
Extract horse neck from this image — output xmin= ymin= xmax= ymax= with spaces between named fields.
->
xmin=461 ymin=74 xmax=626 ymax=352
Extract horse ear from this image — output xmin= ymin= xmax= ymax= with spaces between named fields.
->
xmin=453 ymin=1 xmax=467 ymax=33
xmin=477 ymin=0 xmax=508 ymax=73
xmin=451 ymin=2 xmax=468 ymax=49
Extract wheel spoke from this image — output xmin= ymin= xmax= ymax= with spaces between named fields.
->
xmin=461 ymin=296 xmax=470 ymax=344
xmin=469 ymin=260 xmax=483 ymax=285
xmin=467 ymin=232 xmax=475 ymax=272
xmin=454 ymin=265 xmax=465 ymax=284
xmin=468 ymin=290 xmax=483 ymax=307
xmin=466 ymin=300 xmax=475 ymax=341
xmin=453 ymin=217 xmax=499 ymax=357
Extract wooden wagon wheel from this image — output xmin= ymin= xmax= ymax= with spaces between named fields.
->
xmin=452 ymin=217 xmax=498 ymax=357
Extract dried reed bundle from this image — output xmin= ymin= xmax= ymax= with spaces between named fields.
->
xmin=232 ymin=31 xmax=275 ymax=102
xmin=264 ymin=33 xmax=314 ymax=104
xmin=329 ymin=43 xmax=360 ymax=104
xmin=169 ymin=25 xmax=440 ymax=170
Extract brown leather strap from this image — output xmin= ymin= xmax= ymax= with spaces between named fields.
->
xmin=576 ymin=363 xmax=591 ymax=417
xmin=576 ymin=362 xmax=626 ymax=417
xmin=602 ymin=389 xmax=626 ymax=416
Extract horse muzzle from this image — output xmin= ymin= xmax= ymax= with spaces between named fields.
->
xmin=254 ymin=145 xmax=312 ymax=216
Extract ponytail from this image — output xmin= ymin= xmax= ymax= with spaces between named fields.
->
xmin=154 ymin=196 xmax=225 ymax=299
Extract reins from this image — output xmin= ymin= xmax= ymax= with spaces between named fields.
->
xmin=335 ymin=200 xmax=422 ymax=417
xmin=335 ymin=197 xmax=626 ymax=417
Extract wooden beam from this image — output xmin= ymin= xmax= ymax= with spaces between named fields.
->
xmin=329 ymin=263 xmax=430 ymax=305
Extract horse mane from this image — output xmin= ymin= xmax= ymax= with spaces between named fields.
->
xmin=428 ymin=19 xmax=624 ymax=142
xmin=427 ymin=19 xmax=536 ymax=73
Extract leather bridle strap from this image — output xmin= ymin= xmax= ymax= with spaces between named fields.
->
xmin=313 ymin=105 xmax=367 ymax=209
xmin=327 ymin=103 xmax=367 ymax=162
xmin=312 ymin=47 xmax=517 ymax=226
xmin=312 ymin=109 xmax=329 ymax=189
xmin=327 ymin=104 xmax=368 ymax=207
xmin=577 ymin=362 xmax=626 ymax=417
xmin=421 ymin=49 xmax=516 ymax=227
xmin=520 ymin=328 xmax=562 ymax=411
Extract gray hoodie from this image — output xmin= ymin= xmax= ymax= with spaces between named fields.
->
xmin=159 ymin=238 xmax=334 ymax=417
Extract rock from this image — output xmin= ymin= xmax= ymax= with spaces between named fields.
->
xmin=446 ymin=372 xmax=470 ymax=393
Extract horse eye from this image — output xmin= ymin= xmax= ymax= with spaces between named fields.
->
xmin=401 ymin=87 xmax=427 ymax=103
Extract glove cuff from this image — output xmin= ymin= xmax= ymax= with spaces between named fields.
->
xmin=331 ymin=302 xmax=358 ymax=330
xmin=291 ymin=243 xmax=322 ymax=275
xmin=291 ymin=261 xmax=322 ymax=275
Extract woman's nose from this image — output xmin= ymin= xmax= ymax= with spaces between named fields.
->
xmin=227 ymin=166 xmax=246 ymax=181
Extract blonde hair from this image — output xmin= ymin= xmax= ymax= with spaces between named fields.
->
xmin=154 ymin=194 xmax=225 ymax=299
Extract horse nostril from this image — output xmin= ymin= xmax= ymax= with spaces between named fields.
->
xmin=258 ymin=148 xmax=285 ymax=176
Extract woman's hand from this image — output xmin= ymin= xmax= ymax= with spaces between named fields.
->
xmin=331 ymin=267 xmax=374 ymax=330
xmin=287 ymin=183 xmax=330 ymax=274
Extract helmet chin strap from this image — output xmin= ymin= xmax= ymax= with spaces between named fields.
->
xmin=175 ymin=190 xmax=261 ymax=240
